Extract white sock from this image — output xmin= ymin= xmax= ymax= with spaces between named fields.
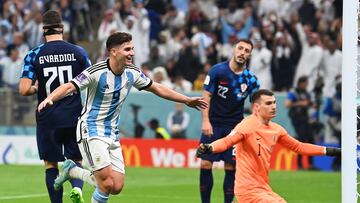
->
xmin=69 ymin=167 xmax=97 ymax=187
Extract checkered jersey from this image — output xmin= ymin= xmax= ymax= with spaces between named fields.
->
xmin=203 ymin=61 xmax=259 ymax=127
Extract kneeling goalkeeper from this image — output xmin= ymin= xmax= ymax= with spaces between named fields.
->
xmin=196 ymin=89 xmax=341 ymax=203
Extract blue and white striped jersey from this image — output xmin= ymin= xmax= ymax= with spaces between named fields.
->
xmin=71 ymin=59 xmax=152 ymax=141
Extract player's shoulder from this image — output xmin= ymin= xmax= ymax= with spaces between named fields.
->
xmin=86 ymin=60 xmax=108 ymax=74
xmin=24 ymin=43 xmax=45 ymax=58
xmin=125 ymin=64 xmax=144 ymax=76
xmin=269 ymin=121 xmax=287 ymax=134
xmin=235 ymin=115 xmax=259 ymax=133
xmin=208 ymin=61 xmax=229 ymax=74
xmin=243 ymin=68 xmax=257 ymax=78
xmin=125 ymin=64 xmax=141 ymax=72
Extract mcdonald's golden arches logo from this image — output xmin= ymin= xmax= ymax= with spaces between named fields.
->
xmin=275 ymin=148 xmax=296 ymax=170
xmin=122 ymin=144 xmax=141 ymax=167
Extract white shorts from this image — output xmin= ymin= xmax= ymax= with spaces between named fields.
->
xmin=78 ymin=137 xmax=125 ymax=174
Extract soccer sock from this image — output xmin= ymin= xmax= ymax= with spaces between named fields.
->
xmin=200 ymin=168 xmax=213 ymax=203
xmin=70 ymin=161 xmax=84 ymax=189
xmin=91 ymin=187 xmax=109 ymax=203
xmin=69 ymin=166 xmax=97 ymax=187
xmin=223 ymin=169 xmax=235 ymax=203
xmin=46 ymin=168 xmax=63 ymax=203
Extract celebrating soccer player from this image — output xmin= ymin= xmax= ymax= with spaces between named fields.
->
xmin=37 ymin=32 xmax=207 ymax=203
xmin=196 ymin=89 xmax=341 ymax=203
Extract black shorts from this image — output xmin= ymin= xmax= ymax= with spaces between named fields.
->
xmin=36 ymin=125 xmax=82 ymax=162
xmin=199 ymin=125 xmax=235 ymax=165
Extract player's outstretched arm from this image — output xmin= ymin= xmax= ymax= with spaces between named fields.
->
xmin=38 ymin=82 xmax=77 ymax=112
xmin=145 ymin=82 xmax=208 ymax=110
xmin=196 ymin=143 xmax=213 ymax=157
xmin=325 ymin=147 xmax=341 ymax=156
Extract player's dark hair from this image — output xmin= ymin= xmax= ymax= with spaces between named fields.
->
xmin=235 ymin=38 xmax=253 ymax=50
xmin=106 ymin=32 xmax=132 ymax=51
xmin=250 ymin=89 xmax=274 ymax=104
xmin=42 ymin=10 xmax=64 ymax=36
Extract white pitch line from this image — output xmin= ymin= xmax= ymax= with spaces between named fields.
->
xmin=0 ymin=192 xmax=68 ymax=200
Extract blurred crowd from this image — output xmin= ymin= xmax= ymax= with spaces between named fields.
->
xmin=0 ymin=0 xmax=343 ymax=145
xmin=0 ymin=0 xmax=342 ymax=94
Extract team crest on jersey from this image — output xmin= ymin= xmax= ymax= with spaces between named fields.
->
xmin=240 ymin=83 xmax=247 ymax=93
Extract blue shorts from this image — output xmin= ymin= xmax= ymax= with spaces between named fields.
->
xmin=199 ymin=125 xmax=235 ymax=165
xmin=36 ymin=125 xmax=82 ymax=162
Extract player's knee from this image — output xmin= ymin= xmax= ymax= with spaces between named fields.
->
xmin=98 ymin=179 xmax=114 ymax=194
xmin=111 ymin=182 xmax=124 ymax=195
xmin=200 ymin=160 xmax=213 ymax=169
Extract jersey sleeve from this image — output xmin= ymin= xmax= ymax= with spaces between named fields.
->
xmin=211 ymin=118 xmax=254 ymax=153
xmin=71 ymin=69 xmax=92 ymax=92
xmin=277 ymin=125 xmax=325 ymax=155
xmin=20 ymin=49 xmax=38 ymax=80
xmin=211 ymin=128 xmax=245 ymax=153
xmin=131 ymin=67 xmax=152 ymax=90
xmin=203 ymin=66 xmax=217 ymax=94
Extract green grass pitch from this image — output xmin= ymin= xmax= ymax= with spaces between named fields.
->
xmin=0 ymin=165 xmax=340 ymax=203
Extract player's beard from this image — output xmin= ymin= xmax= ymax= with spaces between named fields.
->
xmin=234 ymin=57 xmax=247 ymax=68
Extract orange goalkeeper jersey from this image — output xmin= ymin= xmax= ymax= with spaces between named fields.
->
xmin=211 ymin=115 xmax=325 ymax=199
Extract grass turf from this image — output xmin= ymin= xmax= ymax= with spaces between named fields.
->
xmin=0 ymin=165 xmax=340 ymax=203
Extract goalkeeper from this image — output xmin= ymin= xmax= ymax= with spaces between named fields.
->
xmin=196 ymin=89 xmax=341 ymax=203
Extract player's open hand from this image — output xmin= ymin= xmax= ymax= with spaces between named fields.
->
xmin=196 ymin=143 xmax=213 ymax=157
xmin=185 ymin=97 xmax=208 ymax=110
xmin=38 ymin=98 xmax=54 ymax=112
xmin=325 ymin=147 xmax=341 ymax=156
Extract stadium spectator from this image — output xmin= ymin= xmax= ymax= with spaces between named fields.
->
xmin=285 ymin=76 xmax=316 ymax=170
xmin=193 ymin=71 xmax=206 ymax=92
xmin=249 ymin=37 xmax=272 ymax=89
xmin=293 ymin=22 xmax=324 ymax=92
xmin=166 ymin=103 xmax=190 ymax=139
xmin=37 ymin=32 xmax=207 ymax=203
xmin=97 ymin=9 xmax=118 ymax=43
xmin=149 ymin=118 xmax=171 ymax=140
xmin=18 ymin=10 xmax=91 ymax=203
xmin=173 ymin=74 xmax=192 ymax=93
xmin=196 ymin=89 xmax=341 ymax=203
xmin=22 ymin=10 xmax=43 ymax=49
xmin=271 ymin=30 xmax=295 ymax=91
xmin=115 ymin=1 xmax=151 ymax=68
xmin=143 ymin=46 xmax=165 ymax=71
xmin=0 ymin=45 xmax=22 ymax=89
xmin=151 ymin=66 xmax=173 ymax=89
xmin=9 ymin=31 xmax=29 ymax=59
xmin=320 ymin=40 xmax=342 ymax=97
xmin=198 ymin=39 xmax=259 ymax=203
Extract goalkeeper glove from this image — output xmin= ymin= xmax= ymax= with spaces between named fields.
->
xmin=325 ymin=147 xmax=341 ymax=156
xmin=196 ymin=143 xmax=213 ymax=157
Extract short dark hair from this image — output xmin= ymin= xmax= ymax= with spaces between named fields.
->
xmin=235 ymin=38 xmax=253 ymax=50
xmin=42 ymin=10 xmax=63 ymax=28
xmin=106 ymin=32 xmax=132 ymax=51
xmin=250 ymin=89 xmax=274 ymax=104
xmin=297 ymin=76 xmax=308 ymax=86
